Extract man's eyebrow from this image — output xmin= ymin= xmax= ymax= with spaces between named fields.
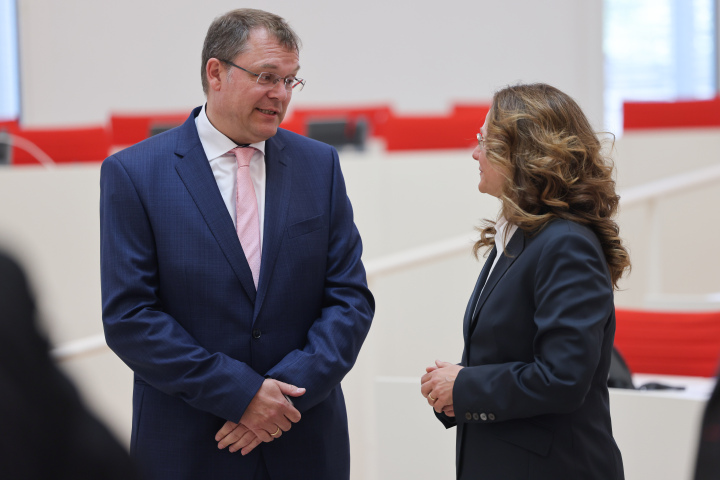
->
xmin=259 ymin=63 xmax=301 ymax=74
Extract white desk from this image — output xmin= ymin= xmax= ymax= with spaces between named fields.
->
xmin=363 ymin=375 xmax=715 ymax=480
xmin=610 ymin=374 xmax=716 ymax=480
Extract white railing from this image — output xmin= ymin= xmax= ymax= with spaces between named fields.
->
xmin=50 ymin=164 xmax=720 ymax=362
xmin=363 ymin=233 xmax=475 ymax=278
xmin=618 ymin=163 xmax=720 ymax=207
xmin=49 ymin=333 xmax=108 ymax=360
xmin=0 ymin=131 xmax=56 ymax=167
xmin=618 ymin=163 xmax=720 ymax=305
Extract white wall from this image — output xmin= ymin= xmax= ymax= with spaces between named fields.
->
xmin=612 ymin=129 xmax=720 ymax=307
xmin=16 ymin=0 xmax=604 ymax=128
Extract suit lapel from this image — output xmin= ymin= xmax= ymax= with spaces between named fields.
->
xmin=468 ymin=229 xmax=525 ymax=336
xmin=463 ymin=247 xmax=497 ymax=342
xmin=173 ymin=109 xmax=257 ymax=303
xmin=253 ymin=133 xmax=291 ymax=320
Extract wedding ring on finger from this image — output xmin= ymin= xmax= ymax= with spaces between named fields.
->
xmin=270 ymin=427 xmax=280 ymax=437
xmin=428 ymin=394 xmax=436 ymax=402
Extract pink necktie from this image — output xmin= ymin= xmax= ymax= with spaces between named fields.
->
xmin=231 ymin=146 xmax=261 ymax=289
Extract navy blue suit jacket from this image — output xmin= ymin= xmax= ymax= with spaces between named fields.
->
xmin=438 ymin=220 xmax=624 ymax=479
xmin=100 ymin=107 xmax=374 ymax=479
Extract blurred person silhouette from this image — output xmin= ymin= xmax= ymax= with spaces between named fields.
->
xmin=421 ymin=83 xmax=629 ymax=479
xmin=0 ymin=249 xmax=138 ymax=479
xmin=694 ymin=370 xmax=720 ymax=479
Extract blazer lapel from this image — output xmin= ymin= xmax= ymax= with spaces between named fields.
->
xmin=253 ymin=133 xmax=291 ymax=320
xmin=173 ymin=109 xmax=257 ymax=303
xmin=468 ymin=229 xmax=525 ymax=336
xmin=463 ymin=247 xmax=497 ymax=342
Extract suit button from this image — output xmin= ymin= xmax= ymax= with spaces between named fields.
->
xmin=465 ymin=412 xmax=472 ymax=421
xmin=488 ymin=413 xmax=496 ymax=421
xmin=252 ymin=329 xmax=261 ymax=339
xmin=480 ymin=413 xmax=488 ymax=421
xmin=472 ymin=413 xmax=479 ymax=421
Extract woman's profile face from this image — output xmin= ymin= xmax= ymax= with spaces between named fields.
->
xmin=472 ymin=111 xmax=505 ymax=198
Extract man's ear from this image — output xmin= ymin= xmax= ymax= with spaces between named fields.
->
xmin=206 ymin=58 xmax=225 ymax=92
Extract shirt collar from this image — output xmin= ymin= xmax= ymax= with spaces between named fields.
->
xmin=196 ymin=104 xmax=266 ymax=160
xmin=495 ymin=216 xmax=518 ymax=255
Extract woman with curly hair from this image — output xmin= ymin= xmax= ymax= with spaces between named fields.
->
xmin=421 ymin=83 xmax=629 ymax=479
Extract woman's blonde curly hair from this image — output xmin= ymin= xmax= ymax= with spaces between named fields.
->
xmin=474 ymin=83 xmax=630 ymax=289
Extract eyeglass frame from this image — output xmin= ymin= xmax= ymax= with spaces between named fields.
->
xmin=218 ymin=59 xmax=305 ymax=91
xmin=477 ymin=132 xmax=486 ymax=149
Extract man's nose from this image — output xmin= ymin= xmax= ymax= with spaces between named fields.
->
xmin=267 ymin=80 xmax=288 ymax=100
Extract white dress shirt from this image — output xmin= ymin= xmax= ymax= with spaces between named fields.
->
xmin=195 ymin=104 xmax=267 ymax=250
xmin=472 ymin=216 xmax=519 ymax=318
xmin=483 ymin=216 xmax=519 ymax=290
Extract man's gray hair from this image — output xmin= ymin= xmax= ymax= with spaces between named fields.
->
xmin=201 ymin=8 xmax=301 ymax=95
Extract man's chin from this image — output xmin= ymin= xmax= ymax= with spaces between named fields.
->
xmin=250 ymin=124 xmax=279 ymax=142
xmin=264 ymin=125 xmax=279 ymax=138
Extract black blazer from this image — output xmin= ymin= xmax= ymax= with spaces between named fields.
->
xmin=438 ymin=219 xmax=624 ymax=479
xmin=0 ymin=251 xmax=139 ymax=479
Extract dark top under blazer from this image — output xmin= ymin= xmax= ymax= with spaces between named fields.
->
xmin=100 ymin=107 xmax=374 ymax=480
xmin=437 ymin=219 xmax=624 ymax=480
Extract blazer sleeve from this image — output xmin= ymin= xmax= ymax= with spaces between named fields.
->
xmin=434 ymin=410 xmax=458 ymax=429
xmin=264 ymin=149 xmax=375 ymax=412
xmin=100 ymin=155 xmax=265 ymax=422
xmin=453 ymin=228 xmax=614 ymax=423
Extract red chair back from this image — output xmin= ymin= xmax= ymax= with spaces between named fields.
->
xmin=110 ymin=113 xmax=188 ymax=146
xmin=11 ymin=126 xmax=110 ymax=165
xmin=615 ymin=309 xmax=720 ymax=377
xmin=624 ymin=98 xmax=720 ymax=130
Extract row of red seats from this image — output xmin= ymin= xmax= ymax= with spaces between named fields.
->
xmin=281 ymin=104 xmax=489 ymax=150
xmin=624 ymin=97 xmax=720 ymax=130
xmin=5 ymin=96 xmax=720 ymax=165
xmin=1 ymin=119 xmax=110 ymax=165
xmin=0 ymin=104 xmax=489 ymax=165
xmin=615 ymin=309 xmax=720 ymax=377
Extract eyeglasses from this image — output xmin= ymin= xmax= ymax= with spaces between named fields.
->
xmin=219 ymin=59 xmax=305 ymax=91
xmin=477 ymin=132 xmax=486 ymax=149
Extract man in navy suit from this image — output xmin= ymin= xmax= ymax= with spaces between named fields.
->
xmin=100 ymin=9 xmax=374 ymax=479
